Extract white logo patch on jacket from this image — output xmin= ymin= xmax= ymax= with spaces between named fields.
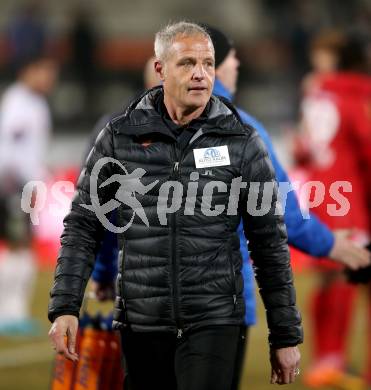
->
xmin=193 ymin=146 xmax=230 ymax=168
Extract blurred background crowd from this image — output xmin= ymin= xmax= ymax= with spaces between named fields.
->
xmin=0 ymin=0 xmax=370 ymax=389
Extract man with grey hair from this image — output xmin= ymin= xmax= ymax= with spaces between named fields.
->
xmin=48 ymin=21 xmax=302 ymax=389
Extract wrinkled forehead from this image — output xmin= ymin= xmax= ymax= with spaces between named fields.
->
xmin=168 ymin=34 xmax=215 ymax=59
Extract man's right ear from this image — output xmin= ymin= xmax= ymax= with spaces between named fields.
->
xmin=154 ymin=60 xmax=165 ymax=81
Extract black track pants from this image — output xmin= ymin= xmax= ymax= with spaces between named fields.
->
xmin=121 ymin=325 xmax=240 ymax=390
xmin=230 ymin=325 xmax=249 ymax=390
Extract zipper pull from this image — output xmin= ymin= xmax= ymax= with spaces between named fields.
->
xmin=177 ymin=328 xmax=183 ymax=338
xmin=233 ymin=294 xmax=237 ymax=308
xmin=173 ymin=161 xmax=179 ymax=173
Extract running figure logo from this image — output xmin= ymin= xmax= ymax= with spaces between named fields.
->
xmin=81 ymin=157 xmax=158 ymax=233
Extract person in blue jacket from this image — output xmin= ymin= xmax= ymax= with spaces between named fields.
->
xmin=89 ymin=26 xmax=370 ymax=390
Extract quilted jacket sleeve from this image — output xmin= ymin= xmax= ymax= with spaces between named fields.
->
xmin=240 ymin=128 xmax=303 ymax=348
xmin=48 ymin=124 xmax=116 ymax=322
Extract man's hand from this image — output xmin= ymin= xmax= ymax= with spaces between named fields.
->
xmin=48 ymin=315 xmax=79 ymax=361
xmin=90 ymin=280 xmax=115 ymax=301
xmin=270 ymin=346 xmax=301 ymax=385
xmin=329 ymin=229 xmax=371 ymax=270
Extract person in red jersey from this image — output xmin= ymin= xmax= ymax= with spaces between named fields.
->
xmin=295 ymin=31 xmax=371 ymax=388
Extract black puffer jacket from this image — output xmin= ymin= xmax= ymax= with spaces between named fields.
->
xmin=48 ymin=87 xmax=303 ymax=348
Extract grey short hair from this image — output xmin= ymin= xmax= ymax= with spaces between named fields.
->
xmin=154 ymin=21 xmax=214 ymax=61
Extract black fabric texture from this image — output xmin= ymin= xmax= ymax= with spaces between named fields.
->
xmin=48 ymin=86 xmax=303 ymax=348
xmin=121 ymin=325 xmax=240 ymax=390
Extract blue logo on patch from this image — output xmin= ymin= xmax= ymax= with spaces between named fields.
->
xmin=204 ymin=148 xmax=221 ymax=159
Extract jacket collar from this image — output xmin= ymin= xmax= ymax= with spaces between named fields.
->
xmin=111 ymin=86 xmax=245 ymax=138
